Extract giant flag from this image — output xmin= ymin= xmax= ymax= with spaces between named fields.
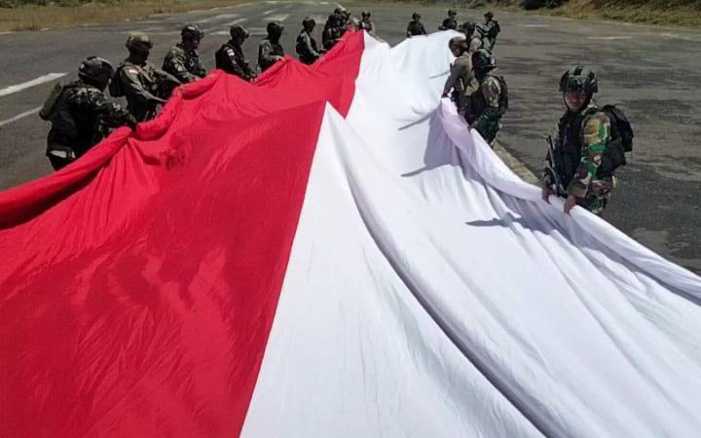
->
xmin=2 ymin=31 xmax=701 ymax=438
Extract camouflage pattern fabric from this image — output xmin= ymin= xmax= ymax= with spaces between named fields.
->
xmin=117 ymin=61 xmax=179 ymax=122
xmin=215 ymin=41 xmax=255 ymax=80
xmin=162 ymin=43 xmax=207 ymax=83
xmin=406 ymin=20 xmax=427 ymax=37
xmin=258 ymin=39 xmax=284 ymax=72
xmin=296 ymin=30 xmax=321 ymax=65
xmin=469 ymin=75 xmax=502 ymax=144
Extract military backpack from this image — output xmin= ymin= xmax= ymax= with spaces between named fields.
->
xmin=587 ymin=105 xmax=634 ymax=173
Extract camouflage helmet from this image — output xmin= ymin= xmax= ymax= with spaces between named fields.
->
xmin=412 ymin=12 xmax=421 ymax=20
xmin=302 ymin=16 xmax=316 ymax=28
xmin=78 ymin=56 xmax=114 ymax=84
xmin=181 ymin=24 xmax=204 ymax=41
xmin=266 ymin=21 xmax=284 ymax=38
xmin=229 ymin=24 xmax=249 ymax=40
xmin=472 ymin=48 xmax=496 ymax=73
xmin=125 ymin=32 xmax=153 ymax=52
xmin=448 ymin=9 xmax=457 ymax=16
xmin=559 ymin=65 xmax=598 ymax=95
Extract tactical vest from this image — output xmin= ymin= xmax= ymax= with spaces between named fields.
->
xmin=555 ymin=107 xmax=615 ymax=189
xmin=466 ymin=74 xmax=507 ymax=124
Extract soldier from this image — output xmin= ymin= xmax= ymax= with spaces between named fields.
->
xmin=111 ymin=32 xmax=181 ymax=122
xmin=258 ymin=22 xmax=285 ymax=72
xmin=360 ymin=11 xmax=375 ymax=34
xmin=438 ymin=9 xmax=458 ymax=31
xmin=406 ymin=13 xmax=427 ymax=37
xmin=322 ymin=13 xmax=343 ymax=50
xmin=464 ymin=49 xmax=508 ymax=145
xmin=475 ymin=11 xmax=500 ymax=52
xmin=542 ymin=67 xmax=616 ymax=215
xmin=41 ymin=56 xmax=136 ymax=170
xmin=162 ymin=25 xmax=207 ymax=83
xmin=459 ymin=21 xmax=484 ymax=52
xmin=442 ymin=36 xmax=478 ymax=117
xmin=215 ymin=24 xmax=256 ymax=81
xmin=296 ymin=17 xmax=322 ymax=65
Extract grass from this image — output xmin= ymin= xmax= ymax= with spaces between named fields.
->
xmin=545 ymin=0 xmax=701 ymax=27
xmin=0 ymin=0 xmax=249 ymax=32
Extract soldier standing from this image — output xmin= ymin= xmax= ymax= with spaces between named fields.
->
xmin=360 ymin=11 xmax=375 ymax=35
xmin=441 ymin=36 xmax=478 ymax=117
xmin=438 ymin=9 xmax=458 ymax=31
xmin=406 ymin=13 xmax=427 ymax=37
xmin=465 ymin=49 xmax=508 ymax=145
xmin=162 ymin=25 xmax=206 ymax=83
xmin=215 ymin=25 xmax=256 ymax=81
xmin=322 ymin=12 xmax=343 ymax=50
xmin=258 ymin=22 xmax=285 ymax=72
xmin=476 ymin=12 xmax=501 ymax=52
xmin=296 ymin=17 xmax=322 ymax=65
xmin=542 ymin=67 xmax=617 ymax=215
xmin=112 ymin=32 xmax=181 ymax=122
xmin=41 ymin=57 xmax=136 ymax=170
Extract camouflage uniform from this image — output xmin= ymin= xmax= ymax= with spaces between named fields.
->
xmin=296 ymin=29 xmax=321 ymax=65
xmin=544 ymin=106 xmax=615 ymax=215
xmin=476 ymin=17 xmax=500 ymax=52
xmin=258 ymin=39 xmax=284 ymax=72
xmin=443 ymin=53 xmax=478 ymax=116
xmin=215 ymin=40 xmax=255 ymax=80
xmin=438 ymin=13 xmax=458 ymax=31
xmin=406 ymin=17 xmax=427 ymax=37
xmin=116 ymin=61 xmax=180 ymax=122
xmin=162 ymin=43 xmax=207 ymax=83
xmin=46 ymin=80 xmax=134 ymax=170
xmin=322 ymin=15 xmax=343 ymax=50
xmin=466 ymin=75 xmax=503 ymax=144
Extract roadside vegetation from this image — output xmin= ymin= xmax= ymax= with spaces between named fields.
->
xmin=0 ymin=0 xmax=247 ymax=32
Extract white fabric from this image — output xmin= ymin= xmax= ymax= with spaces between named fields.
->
xmin=242 ymin=32 xmax=701 ymax=437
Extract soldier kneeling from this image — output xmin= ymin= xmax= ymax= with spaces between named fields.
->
xmin=40 ymin=56 xmax=136 ymax=171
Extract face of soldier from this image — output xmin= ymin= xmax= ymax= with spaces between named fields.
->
xmin=130 ymin=48 xmax=150 ymax=64
xmin=565 ymin=90 xmax=587 ymax=112
xmin=184 ymin=37 xmax=200 ymax=51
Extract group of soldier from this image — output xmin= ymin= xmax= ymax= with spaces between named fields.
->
xmin=41 ymin=6 xmax=626 ymax=216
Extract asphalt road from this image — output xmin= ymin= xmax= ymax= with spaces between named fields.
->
xmin=1 ymin=0 xmax=700 ymax=273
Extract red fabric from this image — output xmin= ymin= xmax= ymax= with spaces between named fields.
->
xmin=0 ymin=32 xmax=364 ymax=437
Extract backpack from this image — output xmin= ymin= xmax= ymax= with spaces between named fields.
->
xmin=590 ymin=104 xmax=634 ymax=173
xmin=109 ymin=65 xmax=125 ymax=98
xmin=39 ymin=82 xmax=65 ymax=121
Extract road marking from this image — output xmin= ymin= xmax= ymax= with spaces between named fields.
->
xmin=0 ymin=73 xmax=67 ymax=98
xmin=587 ymin=36 xmax=632 ymax=40
xmin=521 ymin=24 xmax=549 ymax=28
xmin=247 ymin=27 xmax=268 ymax=36
xmin=0 ymin=106 xmax=42 ymax=128
xmin=0 ymin=31 xmax=15 ymax=36
xmin=229 ymin=17 xmax=248 ymax=25
xmin=263 ymin=14 xmax=289 ymax=22
xmin=262 ymin=9 xmax=276 ymax=15
xmin=195 ymin=13 xmax=240 ymax=24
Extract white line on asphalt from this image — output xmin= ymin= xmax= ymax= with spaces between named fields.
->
xmin=229 ymin=17 xmax=248 ymax=25
xmin=263 ymin=14 xmax=289 ymax=22
xmin=195 ymin=13 xmax=240 ymax=24
xmin=587 ymin=36 xmax=632 ymax=40
xmin=0 ymin=31 xmax=14 ymax=36
xmin=262 ymin=9 xmax=276 ymax=15
xmin=0 ymin=106 xmax=41 ymax=128
xmin=521 ymin=24 xmax=549 ymax=28
xmin=0 ymin=73 xmax=67 ymax=98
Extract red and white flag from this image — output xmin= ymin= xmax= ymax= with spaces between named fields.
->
xmin=2 ymin=31 xmax=701 ymax=438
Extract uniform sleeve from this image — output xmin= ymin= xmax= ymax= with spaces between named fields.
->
xmin=223 ymin=46 xmax=247 ymax=77
xmin=163 ymin=49 xmax=198 ymax=83
xmin=481 ymin=77 xmax=501 ymax=109
xmin=119 ymin=66 xmax=164 ymax=105
xmin=74 ymin=89 xmax=136 ymax=129
xmin=259 ymin=41 xmax=279 ymax=68
xmin=301 ymin=33 xmax=320 ymax=58
xmin=443 ymin=62 xmax=467 ymax=95
xmin=567 ymin=112 xmax=611 ymax=198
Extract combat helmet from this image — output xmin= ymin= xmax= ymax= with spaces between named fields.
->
xmin=559 ymin=65 xmax=598 ymax=95
xmin=125 ymin=32 xmax=153 ymax=53
xmin=266 ymin=21 xmax=284 ymax=38
xmin=78 ymin=56 xmax=114 ymax=88
xmin=181 ymin=24 xmax=204 ymax=41
xmin=302 ymin=16 xmax=316 ymax=28
xmin=229 ymin=24 xmax=249 ymax=41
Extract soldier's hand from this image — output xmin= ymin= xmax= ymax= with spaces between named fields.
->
xmin=541 ymin=183 xmax=553 ymax=204
xmin=564 ymin=194 xmax=578 ymax=215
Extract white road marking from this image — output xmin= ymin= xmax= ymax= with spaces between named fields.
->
xmin=262 ymin=9 xmax=276 ymax=15
xmin=0 ymin=73 xmax=67 ymax=98
xmin=195 ymin=13 xmax=240 ymax=24
xmin=521 ymin=24 xmax=549 ymax=28
xmin=0 ymin=106 xmax=41 ymax=128
xmin=247 ymin=27 xmax=268 ymax=36
xmin=587 ymin=36 xmax=632 ymax=40
xmin=0 ymin=31 xmax=15 ymax=36
xmin=263 ymin=14 xmax=289 ymax=22
xmin=229 ymin=17 xmax=249 ymax=25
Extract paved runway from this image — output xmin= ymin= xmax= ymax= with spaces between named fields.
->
xmin=1 ymin=0 xmax=700 ymax=273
